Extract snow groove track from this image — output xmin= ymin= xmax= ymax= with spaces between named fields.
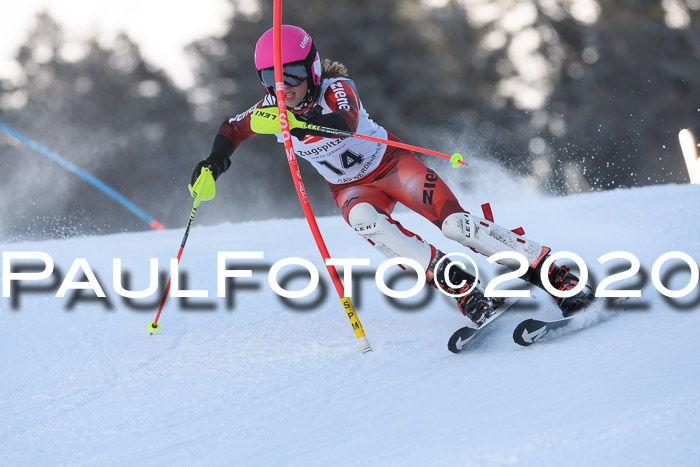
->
xmin=1 ymin=184 xmax=699 ymax=465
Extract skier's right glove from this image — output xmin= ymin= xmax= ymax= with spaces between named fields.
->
xmin=189 ymin=158 xmax=219 ymax=201
xmin=190 ymin=158 xmax=222 ymax=186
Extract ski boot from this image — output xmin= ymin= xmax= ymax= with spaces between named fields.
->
xmin=426 ymin=250 xmax=505 ymax=327
xmin=525 ymin=254 xmax=595 ymax=317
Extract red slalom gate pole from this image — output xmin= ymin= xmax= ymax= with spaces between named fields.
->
xmin=272 ymin=1 xmax=371 ymax=353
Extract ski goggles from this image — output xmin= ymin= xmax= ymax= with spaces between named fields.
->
xmin=259 ymin=63 xmax=308 ymax=88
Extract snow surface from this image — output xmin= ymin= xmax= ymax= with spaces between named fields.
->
xmin=1 ymin=184 xmax=700 ymax=466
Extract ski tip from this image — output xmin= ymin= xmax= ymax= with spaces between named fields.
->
xmin=447 ymin=326 xmax=478 ymax=354
xmin=447 ymin=332 xmax=463 ymax=354
xmin=512 ymin=319 xmax=537 ymax=347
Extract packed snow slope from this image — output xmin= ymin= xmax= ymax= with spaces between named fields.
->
xmin=1 ymin=183 xmax=699 ymax=466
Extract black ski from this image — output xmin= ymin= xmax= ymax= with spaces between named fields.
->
xmin=448 ymin=297 xmax=519 ymax=353
xmin=512 ymin=298 xmax=630 ymax=347
xmin=512 ymin=317 xmax=574 ymax=346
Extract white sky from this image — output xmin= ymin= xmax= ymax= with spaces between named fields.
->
xmin=0 ymin=0 xmax=237 ymax=88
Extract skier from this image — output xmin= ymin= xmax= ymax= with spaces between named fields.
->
xmin=190 ymin=24 xmax=594 ymax=327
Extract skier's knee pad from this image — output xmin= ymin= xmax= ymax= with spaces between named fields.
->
xmin=348 ymin=203 xmax=381 ymax=232
xmin=442 ymin=212 xmax=548 ymax=268
xmin=348 ymin=203 xmax=432 ymax=269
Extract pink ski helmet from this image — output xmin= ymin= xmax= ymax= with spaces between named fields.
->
xmin=254 ymin=25 xmax=321 ymax=104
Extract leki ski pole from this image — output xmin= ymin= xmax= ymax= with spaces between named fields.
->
xmin=250 ymin=107 xmax=466 ymax=168
xmin=149 ymin=167 xmax=215 ymax=334
xmin=303 ymin=122 xmax=466 ymax=168
xmin=272 ymin=1 xmax=371 ymax=352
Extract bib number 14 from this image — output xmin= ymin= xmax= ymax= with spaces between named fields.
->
xmin=318 ymin=150 xmax=364 ymax=176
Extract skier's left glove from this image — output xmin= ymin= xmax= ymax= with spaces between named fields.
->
xmin=289 ymin=106 xmax=324 ymax=140
xmin=292 ymin=105 xmax=354 ymax=139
